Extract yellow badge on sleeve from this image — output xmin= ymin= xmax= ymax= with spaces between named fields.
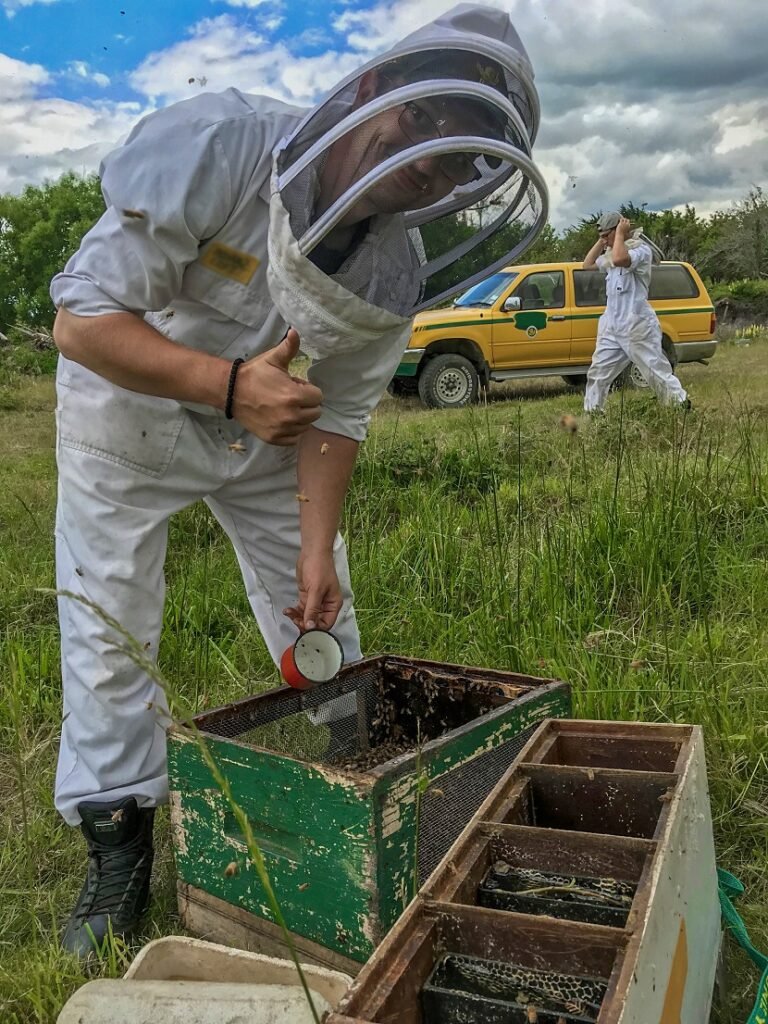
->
xmin=200 ymin=242 xmax=260 ymax=285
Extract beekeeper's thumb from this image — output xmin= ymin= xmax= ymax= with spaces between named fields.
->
xmin=266 ymin=328 xmax=300 ymax=369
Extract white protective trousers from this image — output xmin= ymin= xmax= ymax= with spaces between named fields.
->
xmin=54 ymin=398 xmax=361 ymax=826
xmin=584 ymin=311 xmax=688 ymax=412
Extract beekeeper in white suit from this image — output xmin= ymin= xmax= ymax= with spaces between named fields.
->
xmin=50 ymin=3 xmax=547 ymax=955
xmin=583 ymin=212 xmax=689 ymax=412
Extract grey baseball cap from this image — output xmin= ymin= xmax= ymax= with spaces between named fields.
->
xmin=597 ymin=211 xmax=621 ymax=234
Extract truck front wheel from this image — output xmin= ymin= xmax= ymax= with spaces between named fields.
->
xmin=417 ymin=354 xmax=479 ymax=409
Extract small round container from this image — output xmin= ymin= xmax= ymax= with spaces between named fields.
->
xmin=280 ymin=630 xmax=344 ymax=690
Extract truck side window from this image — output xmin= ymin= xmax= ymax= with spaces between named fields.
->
xmin=649 ymin=266 xmax=700 ymax=300
xmin=516 ymin=271 xmax=565 ymax=310
xmin=574 ymin=270 xmax=607 ymax=306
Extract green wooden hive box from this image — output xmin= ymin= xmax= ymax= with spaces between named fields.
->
xmin=168 ymin=655 xmax=570 ymax=969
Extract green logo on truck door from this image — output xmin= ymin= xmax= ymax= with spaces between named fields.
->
xmin=512 ymin=311 xmax=548 ymax=337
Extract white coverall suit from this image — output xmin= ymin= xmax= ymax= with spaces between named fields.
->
xmin=49 ymin=4 xmax=549 ymax=827
xmin=583 ymin=243 xmax=688 ymax=412
xmin=50 ymin=91 xmax=417 ymax=825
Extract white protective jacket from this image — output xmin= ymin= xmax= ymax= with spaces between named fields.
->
xmin=51 ymin=90 xmax=411 ymax=445
xmin=597 ymin=238 xmax=655 ymax=332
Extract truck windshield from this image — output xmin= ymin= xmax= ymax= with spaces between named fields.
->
xmin=454 ymin=272 xmax=519 ymax=309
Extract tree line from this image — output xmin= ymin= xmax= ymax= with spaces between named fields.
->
xmin=0 ymin=171 xmax=766 ymax=332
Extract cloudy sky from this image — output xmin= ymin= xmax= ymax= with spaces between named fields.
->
xmin=1 ymin=0 xmax=766 ymax=229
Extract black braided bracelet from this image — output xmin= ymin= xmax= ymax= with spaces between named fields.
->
xmin=224 ymin=357 xmax=244 ymax=420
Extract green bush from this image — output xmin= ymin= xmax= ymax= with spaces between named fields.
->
xmin=709 ymin=278 xmax=768 ymax=302
xmin=0 ymin=325 xmax=58 ymax=380
xmin=0 ymin=172 xmax=105 ymax=332
xmin=707 ymin=278 xmax=768 ymax=322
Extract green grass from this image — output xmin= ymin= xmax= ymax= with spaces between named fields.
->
xmin=2 ymin=339 xmax=768 ymax=1021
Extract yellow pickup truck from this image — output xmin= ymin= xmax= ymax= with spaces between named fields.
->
xmin=391 ymin=260 xmax=717 ymax=408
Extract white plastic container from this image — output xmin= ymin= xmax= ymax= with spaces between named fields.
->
xmin=57 ymin=936 xmax=352 ymax=1023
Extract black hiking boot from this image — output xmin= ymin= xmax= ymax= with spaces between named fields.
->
xmin=61 ymin=796 xmax=155 ymax=958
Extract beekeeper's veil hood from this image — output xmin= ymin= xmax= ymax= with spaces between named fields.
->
xmin=267 ymin=3 xmax=548 ymax=357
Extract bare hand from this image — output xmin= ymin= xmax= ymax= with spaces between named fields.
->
xmin=232 ymin=329 xmax=322 ymax=445
xmin=616 ymin=216 xmax=631 ymax=238
xmin=283 ymin=551 xmax=343 ymax=631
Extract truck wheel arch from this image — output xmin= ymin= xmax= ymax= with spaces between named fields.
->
xmin=420 ymin=338 xmax=489 ymax=384
xmin=661 ymin=333 xmax=679 ymax=369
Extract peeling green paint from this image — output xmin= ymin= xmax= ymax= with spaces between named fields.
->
xmin=168 ymin=735 xmax=377 ymax=960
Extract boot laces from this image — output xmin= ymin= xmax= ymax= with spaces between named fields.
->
xmin=76 ymin=832 xmax=149 ymax=920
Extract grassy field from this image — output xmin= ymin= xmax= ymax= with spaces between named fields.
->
xmin=1 ymin=336 xmax=767 ymax=1021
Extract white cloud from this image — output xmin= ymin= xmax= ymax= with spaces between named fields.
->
xmin=0 ymin=52 xmax=49 ymax=99
xmin=129 ymin=15 xmax=266 ymax=102
xmin=129 ymin=14 xmax=362 ymax=105
xmin=715 ymin=101 xmax=768 ymax=156
xmin=0 ymin=13 xmax=364 ymax=197
xmin=66 ymin=61 xmax=111 ymax=88
xmin=332 ymin=0 xmax=768 ymax=227
xmin=2 ymin=0 xmax=60 ymax=16
xmin=261 ymin=14 xmax=284 ymax=31
xmin=333 ymin=0 xmax=456 ymax=53
xmin=290 ymin=27 xmax=333 ymax=49
xmin=0 ymin=54 xmax=146 ymax=193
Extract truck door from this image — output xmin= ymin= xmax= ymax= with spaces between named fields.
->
xmin=492 ymin=270 xmax=571 ymax=368
xmin=571 ymin=268 xmax=606 ymax=366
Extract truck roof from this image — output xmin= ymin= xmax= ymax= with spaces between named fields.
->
xmin=501 ymin=260 xmax=690 ymax=273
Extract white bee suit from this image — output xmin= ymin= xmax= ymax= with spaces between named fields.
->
xmin=50 ymin=3 xmax=548 ymax=824
xmin=584 ymin=241 xmax=688 ymax=412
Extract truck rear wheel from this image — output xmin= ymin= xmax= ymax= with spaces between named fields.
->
xmin=418 ymin=354 xmax=479 ymax=409
xmin=617 ymin=336 xmax=679 ymax=390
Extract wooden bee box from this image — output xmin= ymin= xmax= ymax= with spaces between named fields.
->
xmin=167 ymin=656 xmax=570 ymax=969
xmin=331 ymin=718 xmax=721 ymax=1024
